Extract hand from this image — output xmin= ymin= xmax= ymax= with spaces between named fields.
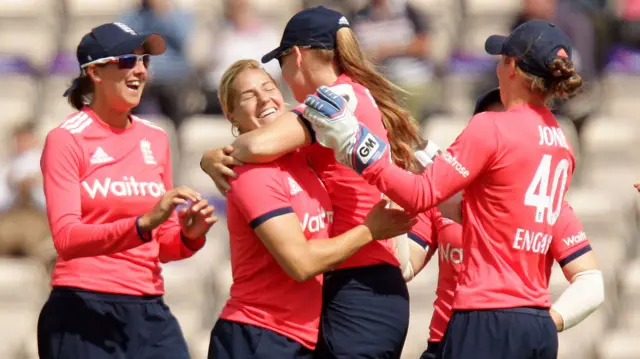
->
xmin=138 ymin=186 xmax=201 ymax=232
xmin=364 ymin=200 xmax=417 ymax=240
xmin=200 ymin=145 xmax=243 ymax=196
xmin=634 ymin=183 xmax=640 ymax=192
xmin=550 ymin=308 xmax=565 ymax=331
xmin=179 ymin=199 xmax=218 ymax=240
xmin=414 ymin=140 xmax=443 ymax=171
xmin=303 ymin=86 xmax=390 ymax=174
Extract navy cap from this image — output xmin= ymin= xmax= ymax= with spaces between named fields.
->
xmin=63 ymin=22 xmax=166 ymax=96
xmin=261 ymin=6 xmax=350 ymax=64
xmin=473 ymin=88 xmax=502 ymax=115
xmin=484 ymin=20 xmax=572 ymax=78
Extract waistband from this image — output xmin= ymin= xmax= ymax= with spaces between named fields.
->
xmin=326 ymin=263 xmax=400 ymax=278
xmin=455 ymin=306 xmax=550 ymax=317
xmin=51 ymin=286 xmax=163 ymax=304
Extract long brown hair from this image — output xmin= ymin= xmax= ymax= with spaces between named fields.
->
xmin=312 ymin=28 xmax=424 ymax=172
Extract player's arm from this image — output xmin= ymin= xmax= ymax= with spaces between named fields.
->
xmin=549 ymin=202 xmax=604 ymax=331
xmin=229 ymin=110 xmax=314 ymax=163
xmin=364 ymin=113 xmax=498 ymax=213
xmin=234 ymin=167 xmax=413 ymax=282
xmin=392 ymin=204 xmax=437 ymax=281
xmin=41 ymin=129 xmax=148 ymax=260
xmin=156 ymin=143 xmax=207 ymax=263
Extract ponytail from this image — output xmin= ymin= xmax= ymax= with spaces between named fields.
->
xmin=67 ymin=75 xmax=94 ymax=111
xmin=314 ymin=28 xmax=424 ymax=172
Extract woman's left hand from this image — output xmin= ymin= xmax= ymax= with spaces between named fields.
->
xmin=179 ymin=199 xmax=218 ymax=240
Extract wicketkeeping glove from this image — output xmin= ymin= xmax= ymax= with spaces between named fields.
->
xmin=303 ymin=86 xmax=389 ymax=174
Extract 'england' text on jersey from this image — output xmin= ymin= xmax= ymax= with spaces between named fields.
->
xmin=512 ymin=228 xmax=552 ymax=254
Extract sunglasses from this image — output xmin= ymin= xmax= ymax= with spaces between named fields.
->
xmin=81 ymin=54 xmax=150 ymax=70
xmin=277 ymin=46 xmax=311 ymax=68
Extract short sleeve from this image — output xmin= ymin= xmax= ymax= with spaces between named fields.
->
xmin=408 ymin=210 xmax=437 ymax=250
xmin=550 ymin=201 xmax=591 ymax=267
xmin=291 ymin=105 xmax=316 ymax=143
xmin=228 ymin=164 xmax=293 ymax=229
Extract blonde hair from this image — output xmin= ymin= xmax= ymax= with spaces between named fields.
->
xmin=515 ymin=57 xmax=584 ymax=104
xmin=218 ymin=59 xmax=277 ymax=115
xmin=311 ymin=28 xmax=424 ymax=172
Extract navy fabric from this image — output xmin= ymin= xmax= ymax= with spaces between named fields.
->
xmin=473 ymin=88 xmax=501 ymax=115
xmin=485 ymin=20 xmax=573 ymax=78
xmin=420 ymin=341 xmax=442 ymax=359
xmin=439 ymin=307 xmax=558 ymax=359
xmin=262 ymin=6 xmax=350 ymax=64
xmin=37 ymin=286 xmax=189 ymax=359
xmin=314 ymin=264 xmax=410 ymax=359
xmin=208 ymin=319 xmax=313 ymax=359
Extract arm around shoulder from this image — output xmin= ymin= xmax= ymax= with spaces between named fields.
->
xmin=231 ymin=111 xmax=313 ymax=163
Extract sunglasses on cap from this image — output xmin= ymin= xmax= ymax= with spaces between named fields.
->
xmin=80 ymin=54 xmax=150 ymax=71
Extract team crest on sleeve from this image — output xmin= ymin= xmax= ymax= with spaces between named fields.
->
xmin=140 ymin=138 xmax=156 ymax=165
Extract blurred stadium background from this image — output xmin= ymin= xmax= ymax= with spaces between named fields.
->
xmin=0 ymin=0 xmax=639 ymax=358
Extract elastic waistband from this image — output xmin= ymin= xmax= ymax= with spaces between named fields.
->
xmin=326 ymin=263 xmax=399 ymax=278
xmin=455 ymin=307 xmax=550 ymax=317
xmin=51 ymin=286 xmax=163 ymax=304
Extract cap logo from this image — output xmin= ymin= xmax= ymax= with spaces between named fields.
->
xmin=113 ymin=22 xmax=138 ymax=36
xmin=557 ymin=48 xmax=568 ymax=58
xmin=338 ymin=16 xmax=350 ymax=26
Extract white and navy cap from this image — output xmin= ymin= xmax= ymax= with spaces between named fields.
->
xmin=64 ymin=22 xmax=166 ymax=96
xmin=261 ymin=6 xmax=350 ymax=64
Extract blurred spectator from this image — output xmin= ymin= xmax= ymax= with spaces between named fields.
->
xmin=120 ymin=0 xmax=195 ymax=129
xmin=202 ymin=0 xmax=282 ymax=115
xmin=0 ymin=122 xmax=53 ymax=266
xmin=350 ymin=0 xmax=439 ymax=122
xmin=618 ymin=0 xmax=640 ymax=49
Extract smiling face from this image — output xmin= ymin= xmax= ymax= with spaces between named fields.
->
xmin=87 ymin=47 xmax=148 ymax=112
xmin=227 ymin=68 xmax=285 ymax=133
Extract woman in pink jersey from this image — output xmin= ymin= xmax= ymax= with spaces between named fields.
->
xmin=37 ymin=23 xmax=217 ymax=359
xmin=207 ymin=59 xmax=414 ymax=359
xmin=301 ymin=20 xmax=604 ymax=359
xmin=200 ymin=6 xmax=425 ymax=358
xmin=396 ymin=91 xmax=604 ymax=359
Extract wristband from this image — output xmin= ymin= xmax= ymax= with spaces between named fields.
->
xmin=135 ymin=216 xmax=152 ymax=242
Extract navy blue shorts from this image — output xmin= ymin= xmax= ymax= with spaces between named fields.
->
xmin=439 ymin=307 xmax=558 ymax=359
xmin=314 ymin=264 xmax=410 ymax=359
xmin=208 ymin=319 xmax=313 ymax=359
xmin=37 ymin=286 xmax=189 ymax=359
xmin=420 ymin=341 xmax=441 ymax=359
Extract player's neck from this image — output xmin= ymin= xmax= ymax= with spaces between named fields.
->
xmin=504 ymin=87 xmax=546 ymax=110
xmin=307 ymin=63 xmax=340 ymax=90
xmin=89 ymin=99 xmax=131 ymax=129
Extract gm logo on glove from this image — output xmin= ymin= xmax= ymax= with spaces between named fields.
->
xmin=357 ymin=133 xmax=381 ymax=163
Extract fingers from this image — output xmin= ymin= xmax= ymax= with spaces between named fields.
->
xmin=171 ymin=186 xmax=202 ymax=202
xmin=222 ymin=145 xmax=234 ymax=154
xmin=317 ymin=86 xmax=344 ymax=109
xmin=304 ymin=95 xmax=336 ymax=117
xmin=215 ymin=163 xmax=238 ymax=179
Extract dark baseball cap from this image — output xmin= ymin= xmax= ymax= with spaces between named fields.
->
xmin=473 ymin=88 xmax=502 ymax=115
xmin=63 ymin=22 xmax=166 ymax=96
xmin=261 ymin=6 xmax=350 ymax=64
xmin=484 ymin=20 xmax=572 ymax=78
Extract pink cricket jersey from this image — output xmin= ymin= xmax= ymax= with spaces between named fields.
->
xmin=220 ymin=150 xmax=332 ymax=350
xmin=363 ymin=103 xmax=576 ymax=309
xmin=41 ymin=107 xmax=204 ymax=296
xmin=294 ymin=74 xmax=399 ymax=270
xmin=425 ymin=201 xmax=592 ymax=343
